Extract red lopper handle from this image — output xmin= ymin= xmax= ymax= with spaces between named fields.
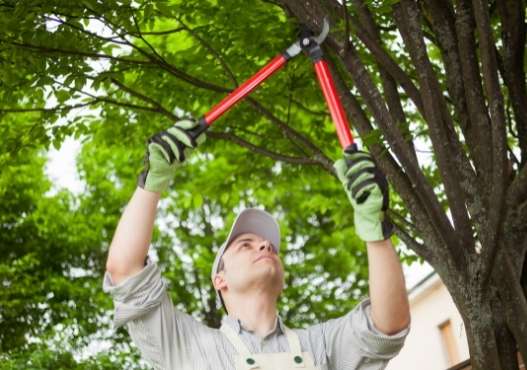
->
xmin=313 ymin=59 xmax=355 ymax=150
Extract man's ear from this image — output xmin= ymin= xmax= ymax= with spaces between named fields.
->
xmin=213 ymin=271 xmax=227 ymax=291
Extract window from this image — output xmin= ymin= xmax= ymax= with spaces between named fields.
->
xmin=439 ymin=319 xmax=461 ymax=366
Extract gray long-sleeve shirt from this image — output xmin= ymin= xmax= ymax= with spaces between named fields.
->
xmin=102 ymin=256 xmax=410 ymax=370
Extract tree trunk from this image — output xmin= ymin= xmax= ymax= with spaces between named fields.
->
xmin=276 ymin=0 xmax=527 ymax=368
xmin=438 ymin=244 xmax=527 ymax=370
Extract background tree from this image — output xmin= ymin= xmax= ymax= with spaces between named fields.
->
xmin=0 ymin=0 xmax=387 ymax=366
xmin=0 ymin=0 xmax=525 ymax=369
xmin=0 ymin=113 xmax=152 ymax=367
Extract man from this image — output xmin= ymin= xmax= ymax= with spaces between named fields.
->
xmin=103 ymin=119 xmax=411 ymax=370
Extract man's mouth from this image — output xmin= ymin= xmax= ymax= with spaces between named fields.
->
xmin=255 ymin=255 xmax=274 ymax=263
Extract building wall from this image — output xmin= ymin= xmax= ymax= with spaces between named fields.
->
xmin=386 ymin=273 xmax=470 ymax=370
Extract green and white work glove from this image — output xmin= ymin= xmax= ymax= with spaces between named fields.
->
xmin=138 ymin=119 xmax=206 ymax=193
xmin=334 ymin=147 xmax=393 ymax=242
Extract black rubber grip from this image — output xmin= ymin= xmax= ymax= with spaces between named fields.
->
xmin=187 ymin=117 xmax=209 ymax=143
xmin=344 ymin=143 xmax=358 ymax=154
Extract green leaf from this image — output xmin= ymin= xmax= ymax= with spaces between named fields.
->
xmin=55 ymin=90 xmax=70 ymax=104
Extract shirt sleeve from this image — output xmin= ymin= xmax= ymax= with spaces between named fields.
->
xmin=311 ymin=297 xmax=410 ymax=369
xmin=102 ymin=255 xmax=204 ymax=370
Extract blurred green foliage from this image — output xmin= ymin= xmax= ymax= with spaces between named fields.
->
xmin=0 ymin=0 xmax=420 ymax=367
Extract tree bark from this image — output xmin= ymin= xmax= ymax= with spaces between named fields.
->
xmin=444 ymin=247 xmax=527 ymax=370
xmin=495 ymin=0 xmax=527 ymax=165
xmin=277 ymin=0 xmax=527 ymax=368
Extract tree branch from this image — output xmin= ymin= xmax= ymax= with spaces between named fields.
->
xmin=139 ymin=27 xmax=186 ymax=36
xmin=52 ymin=5 xmax=230 ymax=96
xmin=3 ymin=38 xmax=229 ymax=94
xmin=394 ymin=1 xmax=474 ymax=261
xmin=327 ymin=36 xmax=463 ymax=258
xmin=109 ymin=78 xmax=180 ymax=121
xmin=51 ymin=77 xmax=177 ymax=118
xmin=79 ymin=3 xmax=336 ymax=160
xmin=176 ymin=19 xmax=238 ymax=86
xmin=496 ymin=0 xmax=527 ymax=165
xmin=388 ymin=209 xmax=417 ymax=235
xmin=207 ymin=131 xmax=322 ymax=166
xmin=328 ymin=62 xmax=452 ymax=269
xmin=130 ymin=13 xmax=177 ymax=75
xmin=472 ymin=0 xmax=509 ymax=284
xmin=43 ymin=15 xmax=130 ymax=46
xmin=341 ymin=2 xmax=426 ymax=117
xmin=7 ymin=5 xmax=342 ymax=176
xmin=420 ymin=0 xmax=479 ymax=162
xmin=2 ymin=38 xmax=150 ymax=65
xmin=453 ymin=0 xmax=493 ymax=179
xmin=351 ymin=0 xmax=418 ymax=164
xmin=8 ymin=35 xmax=333 ymax=175
xmin=410 ymin=1 xmax=484 ymax=227
xmin=507 ymin=163 xmax=527 ymax=207
xmin=392 ymin=221 xmax=436 ymax=266
xmin=290 ymin=99 xmax=328 ymax=117
xmin=0 ymin=101 xmax=99 ymax=114
xmin=245 ymin=98 xmax=335 ymax=173
xmin=164 ymin=18 xmax=332 ymax=168
xmin=326 ymin=37 xmax=417 ymax=171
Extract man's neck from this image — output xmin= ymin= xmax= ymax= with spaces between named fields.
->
xmin=226 ymin=292 xmax=279 ymax=338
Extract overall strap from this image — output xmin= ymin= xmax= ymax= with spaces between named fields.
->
xmin=220 ymin=324 xmax=253 ymax=356
xmin=283 ymin=325 xmax=307 ymax=368
xmin=220 ymin=320 xmax=309 ymax=369
xmin=220 ymin=324 xmax=261 ymax=370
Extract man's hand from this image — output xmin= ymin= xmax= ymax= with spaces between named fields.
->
xmin=138 ymin=119 xmax=206 ymax=193
xmin=334 ymin=148 xmax=393 ymax=242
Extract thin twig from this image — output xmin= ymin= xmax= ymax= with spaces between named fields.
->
xmin=0 ymin=101 xmax=98 ymax=114
xmin=109 ymin=78 xmax=180 ymax=121
xmin=177 ymin=19 xmax=238 ymax=85
xmin=207 ymin=131 xmax=321 ymax=166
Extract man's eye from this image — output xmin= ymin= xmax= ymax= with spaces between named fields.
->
xmin=241 ymin=243 xmax=251 ymax=248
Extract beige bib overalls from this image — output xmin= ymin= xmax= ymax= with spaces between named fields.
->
xmin=220 ymin=323 xmax=322 ymax=370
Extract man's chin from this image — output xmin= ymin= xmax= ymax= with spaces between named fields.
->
xmin=256 ymin=269 xmax=284 ymax=286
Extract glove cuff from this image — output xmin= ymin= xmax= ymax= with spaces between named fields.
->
xmin=355 ymin=210 xmax=394 ymax=242
xmin=137 ymin=167 xmax=170 ymax=193
xmin=381 ymin=214 xmax=394 ymax=240
xmin=137 ymin=168 xmax=148 ymax=189
xmin=137 ymin=150 xmax=150 ymax=190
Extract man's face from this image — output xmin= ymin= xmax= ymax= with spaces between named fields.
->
xmin=215 ymin=232 xmax=285 ymax=300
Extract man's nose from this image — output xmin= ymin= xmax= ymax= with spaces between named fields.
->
xmin=259 ymin=240 xmax=272 ymax=252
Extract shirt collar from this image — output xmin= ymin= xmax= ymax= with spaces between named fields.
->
xmin=221 ymin=312 xmax=285 ymax=338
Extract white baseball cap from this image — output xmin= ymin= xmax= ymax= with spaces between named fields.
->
xmin=210 ymin=208 xmax=281 ymax=311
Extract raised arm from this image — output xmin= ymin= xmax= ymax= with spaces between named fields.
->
xmin=366 ymin=238 xmax=410 ymax=334
xmin=105 ymin=118 xmax=206 ymax=284
xmin=334 ymin=148 xmax=411 ymax=335
xmin=105 ymin=188 xmax=160 ymax=284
